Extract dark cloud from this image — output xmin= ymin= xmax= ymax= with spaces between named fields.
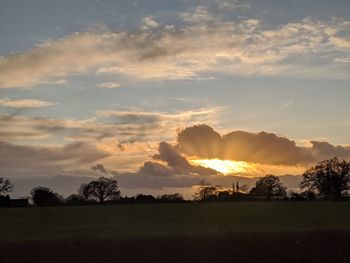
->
xmin=153 ymin=141 xmax=218 ymax=175
xmin=4 ymin=124 xmax=350 ymax=198
xmin=139 ymin=161 xmax=174 ymax=177
xmin=310 ymin=141 xmax=350 ymax=160
xmin=108 ymin=112 xmax=163 ymax=125
xmin=176 ymin=125 xmax=350 ymax=165
xmin=105 ymin=142 xmax=220 ymax=189
xmin=220 ymin=131 xmax=312 ymax=165
xmin=0 ymin=141 xmax=109 ymax=177
xmin=154 ymin=142 xmax=193 ymax=171
xmin=177 ymin=125 xmax=221 ymax=158
xmin=91 ymin=163 xmax=108 ymax=174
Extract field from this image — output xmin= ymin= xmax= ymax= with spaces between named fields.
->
xmin=1 ymin=202 xmax=350 ymax=262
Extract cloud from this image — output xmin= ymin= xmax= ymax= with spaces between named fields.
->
xmin=153 ymin=141 xmax=218 ymax=175
xmin=0 ymin=140 xmax=109 ymax=177
xmin=215 ymin=0 xmax=251 ymax=11
xmin=1 ymin=10 xmax=350 ymax=88
xmin=91 ymin=163 xmax=108 ymax=174
xmin=175 ymin=124 xmax=350 ymax=165
xmin=142 ymin=16 xmax=159 ymax=30
xmin=331 ymin=36 xmax=350 ymax=49
xmin=92 ymin=141 xmax=219 ymax=189
xmin=0 ymin=98 xmax=58 ymax=108
xmin=180 ymin=5 xmax=215 ymax=23
xmin=310 ymin=141 xmax=350 ymax=161
xmin=4 ymin=124 xmax=349 ymax=197
xmin=335 ymin=57 xmax=350 ymax=63
xmin=0 ymin=107 xmax=217 ymax=143
xmin=98 ymin=82 xmax=121 ymax=89
xmin=177 ymin=124 xmax=222 ymax=159
xmin=138 ymin=161 xmax=175 ymax=177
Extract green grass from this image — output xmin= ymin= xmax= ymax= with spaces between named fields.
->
xmin=1 ymin=202 xmax=350 ymax=242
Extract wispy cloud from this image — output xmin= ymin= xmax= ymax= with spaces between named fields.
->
xmin=98 ymin=82 xmax=121 ymax=89
xmin=0 ymin=98 xmax=58 ymax=108
xmin=0 ymin=107 xmax=220 ymax=143
xmin=0 ymin=8 xmax=349 ymax=88
xmin=0 ymin=140 xmax=109 ymax=177
xmin=215 ymin=0 xmax=251 ymax=11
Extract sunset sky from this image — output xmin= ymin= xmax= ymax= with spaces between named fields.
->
xmin=1 ymin=0 xmax=350 ymax=198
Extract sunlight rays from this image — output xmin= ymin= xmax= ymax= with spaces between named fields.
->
xmin=189 ymin=158 xmax=251 ymax=175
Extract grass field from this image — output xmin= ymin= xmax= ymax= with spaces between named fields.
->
xmin=1 ymin=202 xmax=350 ymax=262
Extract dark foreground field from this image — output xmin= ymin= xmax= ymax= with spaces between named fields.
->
xmin=1 ymin=202 xmax=350 ymax=263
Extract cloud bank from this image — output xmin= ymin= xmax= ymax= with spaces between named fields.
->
xmin=176 ymin=125 xmax=350 ymax=165
xmin=1 ymin=7 xmax=350 ymax=88
xmin=2 ymin=122 xmax=350 ymax=198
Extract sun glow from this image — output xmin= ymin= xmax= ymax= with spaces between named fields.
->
xmin=189 ymin=158 xmax=251 ymax=175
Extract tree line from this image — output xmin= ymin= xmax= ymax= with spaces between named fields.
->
xmin=1 ymin=157 xmax=350 ymax=206
xmin=0 ymin=177 xmax=185 ymax=206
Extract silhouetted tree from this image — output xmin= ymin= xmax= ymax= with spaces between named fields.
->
xmin=30 ymin=187 xmax=63 ymax=206
xmin=194 ymin=180 xmax=215 ymax=201
xmin=238 ymin=184 xmax=249 ymax=193
xmin=200 ymin=186 xmax=221 ymax=201
xmin=250 ymin=175 xmax=286 ymax=200
xmin=78 ymin=183 xmax=91 ymax=201
xmin=301 ymin=157 xmax=350 ymax=200
xmin=235 ymin=181 xmax=249 ymax=193
xmin=300 ymin=190 xmax=316 ymax=201
xmin=217 ymin=191 xmax=232 ymax=201
xmin=0 ymin=195 xmax=10 ymax=206
xmin=159 ymin=193 xmax=184 ymax=202
xmin=80 ymin=177 xmax=121 ymax=203
xmin=66 ymin=194 xmax=85 ymax=205
xmin=135 ymin=194 xmax=156 ymax=202
xmin=289 ymin=191 xmax=304 ymax=201
xmin=0 ymin=177 xmax=14 ymax=196
xmin=232 ymin=181 xmax=249 ymax=195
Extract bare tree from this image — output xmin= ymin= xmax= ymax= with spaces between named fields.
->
xmin=301 ymin=157 xmax=350 ymax=199
xmin=80 ymin=177 xmax=121 ymax=203
xmin=78 ymin=183 xmax=91 ymax=201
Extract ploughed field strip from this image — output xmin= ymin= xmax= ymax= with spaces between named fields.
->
xmin=1 ymin=202 xmax=350 ymax=263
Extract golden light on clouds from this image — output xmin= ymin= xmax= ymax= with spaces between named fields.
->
xmin=189 ymin=159 xmax=251 ymax=175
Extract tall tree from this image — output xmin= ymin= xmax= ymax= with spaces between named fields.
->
xmin=80 ymin=177 xmax=121 ymax=203
xmin=232 ymin=181 xmax=236 ymax=193
xmin=250 ymin=175 xmax=286 ymax=199
xmin=301 ymin=157 xmax=350 ymax=199
xmin=0 ymin=177 xmax=14 ymax=196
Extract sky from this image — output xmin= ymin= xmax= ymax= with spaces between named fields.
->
xmin=1 ymin=0 xmax=350 ymax=198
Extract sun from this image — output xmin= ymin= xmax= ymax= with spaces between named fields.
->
xmin=189 ymin=158 xmax=250 ymax=175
